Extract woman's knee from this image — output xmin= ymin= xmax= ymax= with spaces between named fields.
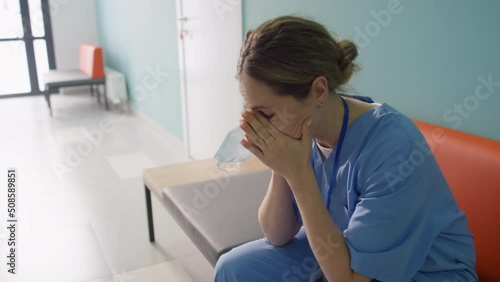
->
xmin=214 ymin=249 xmax=239 ymax=280
xmin=214 ymin=239 xmax=269 ymax=281
xmin=214 ymin=233 xmax=319 ymax=281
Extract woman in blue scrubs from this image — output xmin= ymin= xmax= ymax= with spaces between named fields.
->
xmin=214 ymin=16 xmax=478 ymax=282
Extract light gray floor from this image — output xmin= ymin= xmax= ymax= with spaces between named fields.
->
xmin=0 ymin=93 xmax=214 ymax=282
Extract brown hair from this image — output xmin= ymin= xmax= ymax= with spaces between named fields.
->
xmin=237 ymin=15 xmax=360 ymax=100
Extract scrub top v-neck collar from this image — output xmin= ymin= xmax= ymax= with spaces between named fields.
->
xmin=311 ymin=96 xmax=349 ymax=210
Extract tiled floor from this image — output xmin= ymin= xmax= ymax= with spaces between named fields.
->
xmin=0 ymin=93 xmax=214 ymax=282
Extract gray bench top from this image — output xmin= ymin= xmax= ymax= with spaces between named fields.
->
xmin=43 ymin=69 xmax=104 ymax=88
xmin=161 ymin=169 xmax=271 ymax=266
xmin=142 ymin=157 xmax=270 ymax=267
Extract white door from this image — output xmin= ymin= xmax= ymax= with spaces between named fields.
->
xmin=176 ymin=0 xmax=243 ymax=160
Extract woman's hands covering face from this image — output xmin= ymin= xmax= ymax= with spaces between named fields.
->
xmin=239 ymin=110 xmax=313 ymax=181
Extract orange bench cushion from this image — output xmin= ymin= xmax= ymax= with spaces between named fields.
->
xmin=414 ymin=120 xmax=500 ymax=281
xmin=78 ymin=43 xmax=104 ymax=78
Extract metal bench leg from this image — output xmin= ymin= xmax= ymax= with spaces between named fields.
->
xmin=96 ymin=85 xmax=101 ymax=104
xmin=145 ymin=185 xmax=155 ymax=242
xmin=103 ymin=83 xmax=109 ymax=110
xmin=44 ymin=88 xmax=53 ymax=117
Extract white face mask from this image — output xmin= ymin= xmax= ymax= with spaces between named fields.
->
xmin=214 ymin=125 xmax=253 ymax=171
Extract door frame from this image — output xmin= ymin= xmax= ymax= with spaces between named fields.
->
xmin=175 ymin=0 xmax=244 ymax=160
xmin=175 ymin=0 xmax=193 ymax=159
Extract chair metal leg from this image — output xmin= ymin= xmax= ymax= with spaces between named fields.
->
xmin=90 ymin=85 xmax=95 ymax=96
xmin=145 ymin=185 xmax=155 ymax=242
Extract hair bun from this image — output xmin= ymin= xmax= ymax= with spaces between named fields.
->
xmin=338 ymin=39 xmax=359 ymax=84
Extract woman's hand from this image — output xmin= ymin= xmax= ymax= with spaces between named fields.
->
xmin=240 ymin=110 xmax=313 ymax=183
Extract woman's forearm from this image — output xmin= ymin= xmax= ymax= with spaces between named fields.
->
xmin=258 ymin=170 xmax=301 ymax=246
xmin=288 ymin=169 xmax=370 ymax=282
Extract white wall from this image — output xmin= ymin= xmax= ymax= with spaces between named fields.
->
xmin=49 ymin=0 xmax=99 ymax=69
xmin=49 ymin=0 xmax=99 ymax=97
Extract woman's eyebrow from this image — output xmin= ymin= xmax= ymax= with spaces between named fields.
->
xmin=250 ymin=106 xmax=270 ymax=110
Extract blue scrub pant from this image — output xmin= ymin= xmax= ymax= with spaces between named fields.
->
xmin=214 ymin=227 xmax=325 ymax=282
xmin=213 ymin=227 xmax=476 ymax=282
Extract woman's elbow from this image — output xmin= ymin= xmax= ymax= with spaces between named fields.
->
xmin=265 ymin=235 xmax=291 ymax=247
xmin=259 ymin=220 xmax=300 ymax=247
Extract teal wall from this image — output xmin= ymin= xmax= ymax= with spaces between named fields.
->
xmin=96 ymin=0 xmax=499 ymax=141
xmin=95 ymin=0 xmax=184 ymax=140
xmin=243 ymin=0 xmax=499 ymax=140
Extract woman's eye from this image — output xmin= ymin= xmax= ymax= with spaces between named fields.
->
xmin=262 ymin=112 xmax=275 ymax=119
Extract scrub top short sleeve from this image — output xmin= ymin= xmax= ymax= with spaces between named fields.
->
xmin=289 ymin=100 xmax=476 ymax=281
xmin=343 ymin=129 xmax=440 ymax=282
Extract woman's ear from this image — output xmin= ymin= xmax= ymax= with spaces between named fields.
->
xmin=310 ymin=76 xmax=329 ymax=105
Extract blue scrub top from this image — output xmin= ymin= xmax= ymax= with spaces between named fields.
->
xmin=292 ymin=97 xmax=478 ymax=282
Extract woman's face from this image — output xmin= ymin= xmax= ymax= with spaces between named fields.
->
xmin=239 ymin=74 xmax=316 ymax=139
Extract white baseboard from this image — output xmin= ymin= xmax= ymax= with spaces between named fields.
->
xmin=131 ymin=109 xmax=191 ymax=162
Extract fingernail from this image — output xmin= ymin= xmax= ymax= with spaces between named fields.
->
xmin=307 ymin=119 xmax=312 ymax=127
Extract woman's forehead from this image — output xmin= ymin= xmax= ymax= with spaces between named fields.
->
xmin=239 ymin=74 xmax=304 ymax=111
xmin=240 ymin=76 xmax=276 ymax=107
xmin=240 ymin=75 xmax=272 ymax=96
xmin=242 ymin=91 xmax=282 ymax=111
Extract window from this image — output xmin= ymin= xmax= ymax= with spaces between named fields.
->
xmin=0 ymin=0 xmax=55 ymax=97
